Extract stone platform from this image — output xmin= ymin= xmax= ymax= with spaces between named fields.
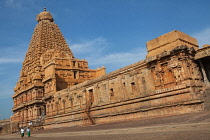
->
xmin=1 ymin=111 xmax=210 ymax=140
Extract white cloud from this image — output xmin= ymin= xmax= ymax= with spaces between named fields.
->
xmin=5 ymin=0 xmax=22 ymax=8
xmin=4 ymin=0 xmax=36 ymax=10
xmin=0 ymin=45 xmax=26 ymax=64
xmin=192 ymin=27 xmax=210 ymax=47
xmin=70 ymin=37 xmax=147 ymax=73
xmin=86 ymin=47 xmax=147 ymax=72
xmin=0 ymin=58 xmax=22 ymax=63
xmin=71 ymin=37 xmax=109 ymax=56
xmin=91 ymin=48 xmax=146 ymax=65
xmin=0 ymin=43 xmax=26 ymax=64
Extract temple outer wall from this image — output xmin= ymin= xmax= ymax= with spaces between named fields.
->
xmin=42 ymin=45 xmax=205 ymax=129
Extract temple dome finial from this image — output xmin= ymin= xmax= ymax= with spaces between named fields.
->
xmin=36 ymin=7 xmax=54 ymax=22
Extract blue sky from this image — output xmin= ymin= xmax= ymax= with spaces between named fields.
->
xmin=0 ymin=0 xmax=210 ymax=120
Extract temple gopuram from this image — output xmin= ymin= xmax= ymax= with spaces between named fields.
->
xmin=11 ymin=8 xmax=210 ymax=130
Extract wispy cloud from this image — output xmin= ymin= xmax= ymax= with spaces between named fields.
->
xmin=70 ymin=37 xmax=147 ymax=73
xmin=4 ymin=0 xmax=23 ymax=8
xmin=89 ymin=48 xmax=146 ymax=66
xmin=71 ymin=37 xmax=109 ymax=56
xmin=4 ymin=0 xmax=37 ymax=11
xmin=0 ymin=58 xmax=22 ymax=63
xmin=192 ymin=27 xmax=210 ymax=47
xmin=0 ymin=43 xmax=27 ymax=64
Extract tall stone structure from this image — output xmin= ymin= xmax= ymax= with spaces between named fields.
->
xmin=11 ymin=8 xmax=210 ymax=129
xmin=12 ymin=8 xmax=105 ymax=127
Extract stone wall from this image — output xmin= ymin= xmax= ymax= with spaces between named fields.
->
xmin=146 ymin=30 xmax=199 ymax=58
xmin=41 ymin=44 xmax=206 ymax=129
xmin=0 ymin=121 xmax=19 ymax=135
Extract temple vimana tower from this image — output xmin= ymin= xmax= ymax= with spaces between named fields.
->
xmin=11 ymin=8 xmax=210 ymax=129
xmin=12 ymin=8 xmax=105 ymax=127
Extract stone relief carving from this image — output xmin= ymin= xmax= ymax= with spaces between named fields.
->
xmin=151 ymin=48 xmax=204 ymax=91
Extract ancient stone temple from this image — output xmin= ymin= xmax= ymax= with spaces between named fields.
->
xmin=11 ymin=8 xmax=210 ymax=129
xmin=11 ymin=8 xmax=105 ymax=127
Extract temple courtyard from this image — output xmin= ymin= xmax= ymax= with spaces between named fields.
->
xmin=1 ymin=111 xmax=210 ymax=140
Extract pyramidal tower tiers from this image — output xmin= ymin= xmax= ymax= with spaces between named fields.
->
xmin=12 ymin=8 xmax=105 ymax=125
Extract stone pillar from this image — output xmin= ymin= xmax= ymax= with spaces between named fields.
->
xmin=199 ymin=60 xmax=209 ymax=84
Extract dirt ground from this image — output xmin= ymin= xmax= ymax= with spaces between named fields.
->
xmin=1 ymin=111 xmax=210 ymax=140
